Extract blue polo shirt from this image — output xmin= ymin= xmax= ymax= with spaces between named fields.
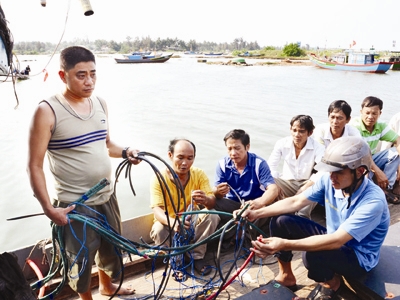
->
xmin=214 ymin=152 xmax=275 ymax=202
xmin=303 ymin=174 xmax=389 ymax=271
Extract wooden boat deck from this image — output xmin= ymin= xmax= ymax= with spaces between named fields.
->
xmin=51 ymin=202 xmax=400 ymax=300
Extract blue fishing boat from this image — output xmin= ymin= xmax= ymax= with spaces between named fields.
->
xmin=130 ymin=51 xmax=152 ymax=56
xmin=309 ymin=51 xmax=392 ymax=73
xmin=238 ymin=51 xmax=261 ymax=57
xmin=184 ymin=51 xmax=202 ymax=55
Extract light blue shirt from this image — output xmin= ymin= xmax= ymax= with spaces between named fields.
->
xmin=303 ymin=174 xmax=389 ymax=271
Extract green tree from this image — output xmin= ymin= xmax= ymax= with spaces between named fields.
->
xmin=94 ymin=39 xmax=108 ymax=51
xmin=282 ymin=43 xmax=305 ymax=57
xmin=108 ymin=40 xmax=121 ymax=52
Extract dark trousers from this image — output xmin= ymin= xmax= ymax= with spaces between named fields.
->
xmin=270 ymin=214 xmax=367 ymax=282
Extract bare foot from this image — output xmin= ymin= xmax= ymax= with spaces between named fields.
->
xmin=99 ymin=283 xmax=135 ymax=296
xmin=274 ymin=274 xmax=296 ymax=287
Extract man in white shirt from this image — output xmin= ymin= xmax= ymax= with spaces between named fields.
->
xmin=380 ymin=112 xmax=400 ymax=150
xmin=380 ymin=111 xmax=400 ymax=195
xmin=268 ymin=115 xmax=325 ymax=219
xmin=313 ymin=100 xmax=360 ymax=148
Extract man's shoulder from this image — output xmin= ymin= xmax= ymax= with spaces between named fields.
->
xmin=275 ymin=136 xmax=293 ymax=146
xmin=345 ymin=124 xmax=361 ymax=136
xmin=375 ymin=121 xmax=390 ymax=131
xmin=248 ymin=152 xmax=268 ymax=169
xmin=190 ymin=166 xmax=206 ymax=176
xmin=92 ymin=94 xmax=106 ymax=103
xmin=314 ymin=122 xmax=330 ymax=131
xmin=217 ymin=156 xmax=231 ymax=167
xmin=248 ymin=151 xmax=267 ymax=161
xmin=307 ymin=136 xmax=325 ymax=151
xmin=389 ymin=112 xmax=400 ymax=123
xmin=350 ymin=116 xmax=363 ymax=127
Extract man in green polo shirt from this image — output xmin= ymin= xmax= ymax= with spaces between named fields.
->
xmin=351 ymin=96 xmax=400 ymax=204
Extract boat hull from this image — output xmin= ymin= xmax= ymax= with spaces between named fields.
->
xmin=204 ymin=52 xmax=223 ymax=56
xmin=309 ymin=53 xmax=392 ymax=73
xmin=392 ymin=62 xmax=400 ymax=71
xmin=115 ymin=54 xmax=172 ymax=64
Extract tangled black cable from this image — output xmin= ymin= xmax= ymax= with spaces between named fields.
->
xmin=30 ymin=152 xmax=269 ymax=300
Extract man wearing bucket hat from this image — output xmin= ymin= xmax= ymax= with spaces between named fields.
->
xmin=236 ymin=136 xmax=389 ymax=299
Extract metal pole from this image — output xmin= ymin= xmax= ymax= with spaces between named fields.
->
xmin=79 ymin=0 xmax=94 ymax=16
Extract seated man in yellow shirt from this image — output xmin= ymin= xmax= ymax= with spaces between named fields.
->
xmin=149 ymin=138 xmax=220 ymax=277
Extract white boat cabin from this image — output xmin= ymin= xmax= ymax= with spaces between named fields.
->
xmin=332 ymin=49 xmax=378 ymax=65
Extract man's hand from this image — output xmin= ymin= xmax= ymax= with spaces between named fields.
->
xmin=397 ymin=165 xmax=400 ymax=182
xmin=174 ymin=216 xmax=191 ymax=232
xmin=251 ymin=237 xmax=283 ymax=259
xmin=374 ymin=168 xmax=389 ymax=189
xmin=214 ymin=182 xmax=229 ymax=198
xmin=127 ymin=149 xmax=141 ymax=165
xmin=191 ymin=190 xmax=207 ymax=206
xmin=45 ymin=205 xmax=75 ymax=226
xmin=247 ymin=199 xmax=264 ymax=210
xmin=233 ymin=206 xmax=257 ymax=222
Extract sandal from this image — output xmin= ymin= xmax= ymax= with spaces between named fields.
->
xmin=171 ymin=270 xmax=187 ymax=282
xmin=306 ymin=284 xmax=337 ymax=299
xmin=384 ymin=189 xmax=400 ymax=204
xmin=194 ymin=259 xmax=212 ymax=276
xmin=270 ymin=279 xmax=298 ymax=292
xmin=393 ymin=181 xmax=400 ymax=196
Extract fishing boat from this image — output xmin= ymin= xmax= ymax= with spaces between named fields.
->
xmin=204 ymin=52 xmax=223 ymax=56
xmin=6 ymin=207 xmax=400 ymax=300
xmin=129 ymin=51 xmax=152 ymax=56
xmin=114 ymin=53 xmax=173 ymax=64
xmin=309 ymin=51 xmax=393 ymax=73
xmin=238 ymin=51 xmax=261 ymax=57
xmin=0 ymin=4 xmax=13 ymax=78
xmin=184 ymin=51 xmax=202 ymax=55
xmin=388 ymin=51 xmax=400 ymax=70
xmin=123 ymin=52 xmax=161 ymax=59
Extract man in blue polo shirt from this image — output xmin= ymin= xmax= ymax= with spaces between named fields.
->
xmin=213 ymin=129 xmax=278 ymax=240
xmin=351 ymin=96 xmax=400 ymax=204
xmin=239 ymin=136 xmax=389 ymax=299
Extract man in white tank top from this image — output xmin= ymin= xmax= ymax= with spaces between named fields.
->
xmin=27 ymin=46 xmax=139 ymax=300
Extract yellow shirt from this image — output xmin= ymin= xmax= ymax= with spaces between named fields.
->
xmin=150 ymin=167 xmax=213 ymax=219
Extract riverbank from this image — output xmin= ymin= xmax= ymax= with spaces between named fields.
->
xmin=204 ymin=58 xmax=312 ymax=67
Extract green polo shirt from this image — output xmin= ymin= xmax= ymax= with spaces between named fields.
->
xmin=352 ymin=117 xmax=398 ymax=155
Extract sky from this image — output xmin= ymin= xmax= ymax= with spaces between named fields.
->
xmin=1 ymin=0 xmax=399 ymax=51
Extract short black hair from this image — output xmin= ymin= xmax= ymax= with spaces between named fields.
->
xmin=223 ymin=129 xmax=250 ymax=147
xmin=60 ymin=46 xmax=95 ymax=71
xmin=168 ymin=138 xmax=196 ymax=157
xmin=328 ymin=100 xmax=352 ymax=120
xmin=361 ymin=96 xmax=383 ymax=110
xmin=290 ymin=115 xmax=315 ymax=133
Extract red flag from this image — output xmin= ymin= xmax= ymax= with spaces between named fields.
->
xmin=352 ymin=40 xmax=356 ymax=46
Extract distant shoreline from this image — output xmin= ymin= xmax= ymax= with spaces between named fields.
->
xmin=198 ymin=58 xmax=312 ymax=67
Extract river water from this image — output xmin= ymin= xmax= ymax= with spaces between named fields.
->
xmin=1 ymin=54 xmax=399 ymax=252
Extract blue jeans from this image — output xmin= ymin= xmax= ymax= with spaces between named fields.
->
xmin=370 ymin=147 xmax=399 ymax=189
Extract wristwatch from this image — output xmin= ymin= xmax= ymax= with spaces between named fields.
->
xmin=122 ymin=147 xmax=130 ymax=159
